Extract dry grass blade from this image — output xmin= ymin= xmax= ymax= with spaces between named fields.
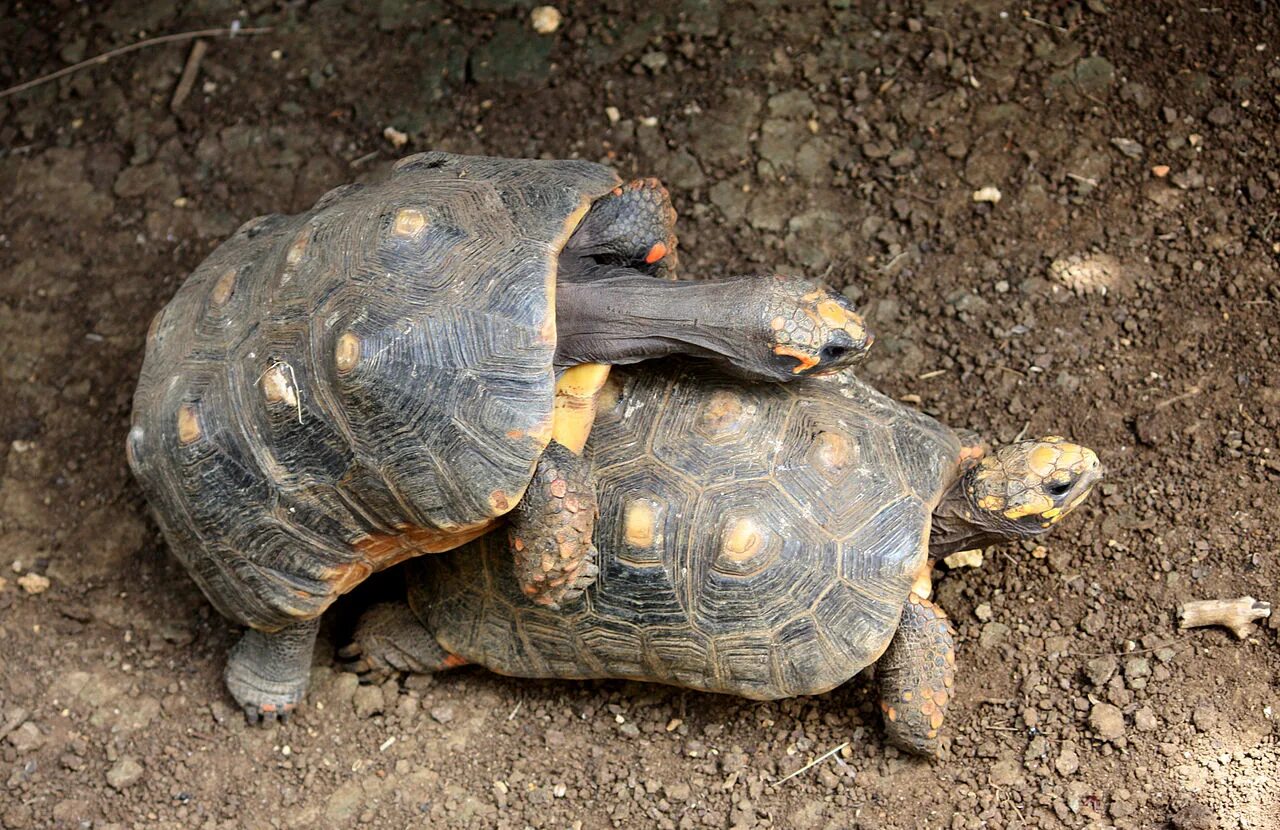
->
xmin=773 ymin=741 xmax=850 ymax=785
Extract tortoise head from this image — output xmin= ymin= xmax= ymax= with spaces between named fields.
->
xmin=932 ymin=437 xmax=1103 ymax=555
xmin=744 ymin=277 xmax=874 ymax=380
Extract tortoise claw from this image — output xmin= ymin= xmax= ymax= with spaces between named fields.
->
xmin=240 ymin=701 xmax=295 ymax=726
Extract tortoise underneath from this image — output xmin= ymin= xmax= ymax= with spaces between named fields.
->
xmin=347 ymin=363 xmax=1103 ymax=755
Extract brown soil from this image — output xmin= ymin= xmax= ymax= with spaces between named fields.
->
xmin=1 ymin=1 xmax=1277 ymax=828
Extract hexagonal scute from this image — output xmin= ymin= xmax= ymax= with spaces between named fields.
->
xmin=888 ymin=408 xmax=961 ymax=502
xmin=594 ymin=460 xmax=699 ymax=569
xmin=687 ymin=481 xmax=839 ymax=636
xmin=585 ymin=374 xmax=656 ymax=470
xmin=772 ymin=398 xmax=904 ymax=541
xmin=649 ymin=373 xmax=792 ymax=481
xmin=840 ymin=494 xmax=928 ymax=588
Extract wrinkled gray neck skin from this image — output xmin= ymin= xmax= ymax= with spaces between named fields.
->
xmin=554 ymin=260 xmax=772 ymax=377
xmin=928 ymin=472 xmax=1024 ymax=558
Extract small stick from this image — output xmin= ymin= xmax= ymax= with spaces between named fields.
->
xmin=170 ymin=39 xmax=208 ymax=111
xmin=0 ymin=26 xmax=272 ymax=101
xmin=1178 ymin=596 xmax=1271 ymax=639
xmin=773 ymin=741 xmax=849 ymax=785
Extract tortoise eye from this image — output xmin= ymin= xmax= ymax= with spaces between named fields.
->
xmin=820 ymin=344 xmax=848 ymax=362
xmin=1045 ymin=479 xmax=1073 ymax=498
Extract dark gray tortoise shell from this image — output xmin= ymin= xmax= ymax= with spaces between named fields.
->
xmin=406 ymin=362 xmax=965 ymax=699
xmin=128 ymin=152 xmax=620 ymax=631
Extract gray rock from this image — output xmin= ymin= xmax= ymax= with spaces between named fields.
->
xmin=106 ymin=756 xmax=144 ymax=791
xmin=1192 ymin=703 xmax=1217 ymax=732
xmin=430 ymin=704 xmax=455 ymax=724
xmin=1133 ymin=706 xmax=1159 ymax=732
xmin=329 ymin=671 xmax=360 ymax=705
xmin=662 ymin=148 xmax=706 ymax=190
xmin=989 ymin=759 xmax=1024 ymax=787
xmin=1206 ymin=104 xmax=1233 ymax=126
xmin=758 ymin=118 xmax=808 ymax=169
xmin=979 ymin=621 xmax=1010 ymax=649
xmin=6 ymin=722 xmax=42 ymax=753
xmin=1088 ymin=702 xmax=1125 ymax=740
xmin=709 ymin=177 xmax=750 ymax=224
xmin=353 ymin=684 xmax=384 ymax=718
xmin=766 ymin=90 xmax=814 ymax=120
xmin=470 ymin=20 xmax=553 ymax=85
xmin=1110 ymin=137 xmax=1144 ymax=159
xmin=689 ymin=89 xmax=761 ymax=168
xmin=1055 ymin=744 xmax=1080 ymax=775
xmin=1074 ymin=56 xmax=1116 ymax=96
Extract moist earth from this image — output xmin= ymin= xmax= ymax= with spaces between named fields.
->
xmin=1 ymin=1 xmax=1278 ymax=828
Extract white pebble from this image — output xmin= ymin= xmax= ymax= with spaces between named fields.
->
xmin=531 ymin=6 xmax=562 ymax=34
xmin=971 ymin=186 xmax=1002 ymax=204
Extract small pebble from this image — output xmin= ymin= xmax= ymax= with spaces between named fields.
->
xmin=971 ymin=186 xmax=1002 ymax=204
xmin=1089 ymin=702 xmax=1126 ymax=740
xmin=6 ymin=722 xmax=43 ymax=753
xmin=383 ymin=126 xmax=408 ymax=149
xmin=430 ymin=704 xmax=455 ymax=724
xmin=530 ymin=6 xmax=562 ymax=34
xmin=106 ymin=756 xmax=144 ymax=790
xmin=353 ymin=684 xmax=384 ymax=718
xmin=17 ymin=573 xmax=50 ymax=594
xmin=1055 ymin=744 xmax=1080 ymax=775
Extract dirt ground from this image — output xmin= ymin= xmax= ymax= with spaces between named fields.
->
xmin=2 ymin=1 xmax=1278 ymax=827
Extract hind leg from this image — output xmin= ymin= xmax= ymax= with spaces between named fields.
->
xmin=225 ymin=617 xmax=321 ymax=725
xmin=875 ymin=592 xmax=957 ymax=757
xmin=567 ymin=178 xmax=679 ymax=279
xmin=340 ymin=602 xmax=466 ymax=683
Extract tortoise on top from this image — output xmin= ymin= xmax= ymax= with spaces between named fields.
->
xmin=346 ymin=362 xmax=1103 ymax=756
xmin=128 ymin=152 xmax=872 ymax=721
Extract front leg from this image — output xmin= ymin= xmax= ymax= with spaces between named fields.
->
xmin=875 ymin=592 xmax=957 ymax=757
xmin=510 ymin=441 xmax=599 ymax=609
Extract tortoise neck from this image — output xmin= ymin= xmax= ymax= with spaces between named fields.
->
xmin=928 ymin=474 xmax=1009 ymax=558
xmin=553 ymin=267 xmax=767 ymax=368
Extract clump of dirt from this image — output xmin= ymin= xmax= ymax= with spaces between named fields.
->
xmin=1 ymin=2 xmax=1277 ymax=828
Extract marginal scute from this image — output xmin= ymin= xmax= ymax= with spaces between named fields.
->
xmin=334 ymin=332 xmax=361 ymax=373
xmin=176 ymin=403 xmax=202 ymax=444
xmin=146 ymin=309 xmax=164 ymax=343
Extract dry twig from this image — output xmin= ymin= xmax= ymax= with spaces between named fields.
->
xmin=169 ymin=39 xmax=209 ymax=111
xmin=1178 ymin=596 xmax=1272 ymax=639
xmin=0 ymin=27 xmax=272 ymax=101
